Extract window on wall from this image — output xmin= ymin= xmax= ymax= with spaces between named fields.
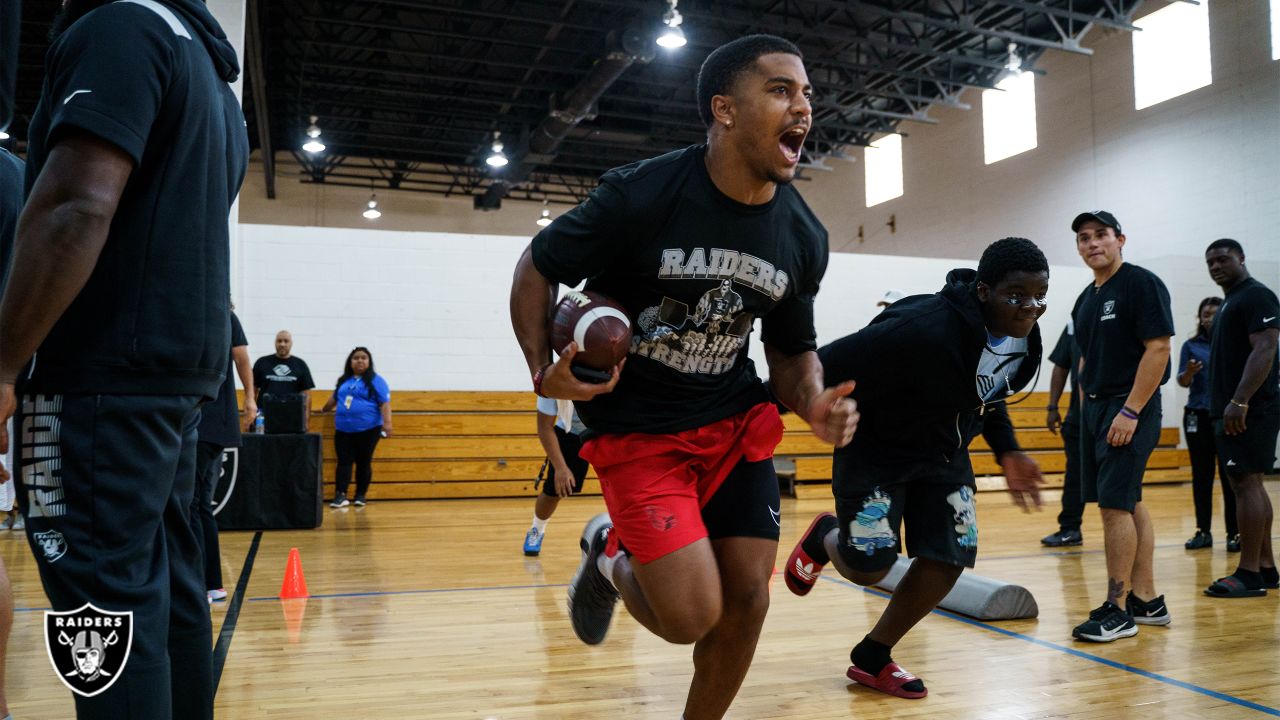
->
xmin=1132 ymin=0 xmax=1212 ymax=110
xmin=864 ymin=134 xmax=903 ymax=207
xmin=1273 ymin=0 xmax=1280 ymax=60
xmin=982 ymin=72 xmax=1038 ymax=164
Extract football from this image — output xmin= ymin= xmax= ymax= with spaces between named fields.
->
xmin=549 ymin=290 xmax=633 ymax=373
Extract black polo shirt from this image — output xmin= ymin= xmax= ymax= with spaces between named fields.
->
xmin=21 ymin=1 xmax=249 ymax=398
xmin=1209 ymin=277 xmax=1280 ymax=416
xmin=1072 ymin=263 xmax=1174 ymax=397
xmin=253 ymin=355 xmax=316 ymax=397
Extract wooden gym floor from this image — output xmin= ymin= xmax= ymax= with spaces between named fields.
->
xmin=3 ymin=480 xmax=1278 ymax=719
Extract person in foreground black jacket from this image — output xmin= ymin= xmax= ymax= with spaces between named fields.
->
xmin=784 ymin=237 xmax=1048 ymax=700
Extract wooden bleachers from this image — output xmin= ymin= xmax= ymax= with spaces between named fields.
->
xmin=775 ymin=391 xmax=1190 ymax=499
xmin=235 ymin=390 xmax=1188 ymax=501
xmin=301 ymin=391 xmax=601 ymax=500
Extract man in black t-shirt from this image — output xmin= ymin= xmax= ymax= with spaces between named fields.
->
xmin=1202 ymin=239 xmax=1279 ymax=597
xmin=1040 ymin=322 xmax=1085 ymax=547
xmin=253 ymin=330 xmax=316 ymax=430
xmin=0 ymin=2 xmax=248 ymax=717
xmin=1067 ymin=211 xmax=1174 ymax=644
xmin=510 ymin=35 xmax=858 ymax=720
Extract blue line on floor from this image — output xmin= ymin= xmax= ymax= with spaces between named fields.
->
xmin=246 ymin=581 xmax=570 ymax=602
xmin=822 ymin=576 xmax=1280 ymax=716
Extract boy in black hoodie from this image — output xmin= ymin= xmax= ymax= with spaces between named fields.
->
xmin=785 ymin=237 xmax=1048 ymax=699
xmin=0 ymin=1 xmax=247 ymax=717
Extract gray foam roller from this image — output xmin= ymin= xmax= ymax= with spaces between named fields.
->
xmin=873 ymin=557 xmax=1039 ymax=620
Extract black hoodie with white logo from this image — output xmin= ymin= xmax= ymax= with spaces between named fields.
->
xmin=22 ymin=0 xmax=249 ymax=398
xmin=818 ymin=269 xmax=1043 ymax=475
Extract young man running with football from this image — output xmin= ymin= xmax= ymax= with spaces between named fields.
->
xmin=510 ymin=34 xmax=858 ymax=720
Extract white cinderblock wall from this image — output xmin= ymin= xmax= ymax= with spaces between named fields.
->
xmin=236 ymin=223 xmax=1091 ymax=392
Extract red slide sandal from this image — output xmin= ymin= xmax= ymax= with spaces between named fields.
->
xmin=846 ymin=662 xmax=928 ymax=699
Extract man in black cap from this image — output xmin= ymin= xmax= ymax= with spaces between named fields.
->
xmin=1201 ymin=238 xmax=1278 ymax=598
xmin=0 ymin=1 xmax=248 ymax=716
xmin=1067 ymin=211 xmax=1174 ymax=643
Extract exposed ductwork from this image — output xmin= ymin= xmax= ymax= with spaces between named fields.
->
xmin=475 ymin=28 xmax=656 ymax=210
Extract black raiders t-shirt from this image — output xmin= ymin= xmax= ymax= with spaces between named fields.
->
xmin=1048 ymin=324 xmax=1081 ymax=423
xmin=21 ymin=1 xmax=249 ymax=398
xmin=1072 ymin=263 xmax=1174 ymax=397
xmin=1209 ymin=277 xmax=1280 ymax=417
xmin=253 ymin=355 xmax=316 ymax=397
xmin=197 ymin=312 xmax=248 ymax=448
xmin=532 ymin=144 xmax=829 ymax=435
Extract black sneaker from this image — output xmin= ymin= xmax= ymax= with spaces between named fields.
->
xmin=1227 ymin=534 xmax=1242 ymax=553
xmin=1185 ymin=530 xmax=1212 ymax=549
xmin=567 ymin=513 xmax=620 ymax=645
xmin=353 ymin=497 xmax=367 ymax=507
xmin=329 ymin=493 xmax=349 ymax=508
xmin=1041 ymin=529 xmax=1083 ymax=547
xmin=1126 ymin=592 xmax=1171 ymax=626
xmin=1072 ymin=602 xmax=1138 ymax=642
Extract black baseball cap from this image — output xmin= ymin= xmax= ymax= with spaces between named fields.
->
xmin=1071 ymin=210 xmax=1122 ymax=234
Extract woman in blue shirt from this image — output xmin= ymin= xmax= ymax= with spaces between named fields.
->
xmin=1178 ymin=297 xmax=1237 ymax=550
xmin=322 ymin=347 xmax=392 ymax=508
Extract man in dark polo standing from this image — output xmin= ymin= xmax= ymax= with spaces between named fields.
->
xmin=0 ymin=0 xmax=248 ymax=716
xmin=1067 ymin=211 xmax=1174 ymax=643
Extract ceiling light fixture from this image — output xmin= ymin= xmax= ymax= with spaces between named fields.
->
xmin=362 ymin=193 xmax=381 ymax=220
xmin=996 ymin=43 xmax=1025 ymax=90
xmin=656 ymin=0 xmax=687 ymax=49
xmin=1004 ymin=42 xmax=1023 ymax=75
xmin=302 ymin=114 xmax=325 ymax=154
xmin=536 ymin=200 xmax=553 ymax=227
xmin=485 ymin=131 xmax=509 ymax=168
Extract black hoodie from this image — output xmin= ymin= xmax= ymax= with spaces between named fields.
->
xmin=22 ymin=0 xmax=249 ymax=398
xmin=819 ymin=268 xmax=1043 ymax=474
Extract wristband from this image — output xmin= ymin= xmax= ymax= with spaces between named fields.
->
xmin=1230 ymin=399 xmax=1249 ymax=409
xmin=1119 ymin=406 xmax=1139 ymax=420
xmin=532 ymin=363 xmax=552 ymax=398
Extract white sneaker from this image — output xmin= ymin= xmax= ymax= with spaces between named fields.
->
xmin=11 ymin=514 xmax=22 ymax=531
xmin=208 ymin=588 xmax=228 ymax=602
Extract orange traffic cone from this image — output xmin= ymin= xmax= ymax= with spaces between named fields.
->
xmin=280 ymin=547 xmax=310 ymax=599
xmin=281 ymin=597 xmax=308 ymax=643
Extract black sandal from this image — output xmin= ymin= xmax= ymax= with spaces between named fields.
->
xmin=1205 ymin=575 xmax=1267 ymax=598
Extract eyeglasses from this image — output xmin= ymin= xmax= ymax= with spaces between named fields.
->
xmin=999 ymin=294 xmax=1048 ymax=308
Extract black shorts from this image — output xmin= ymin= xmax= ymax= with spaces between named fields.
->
xmin=540 ymin=426 xmax=590 ymax=497
xmin=701 ymin=457 xmax=781 ymax=543
xmin=1080 ymin=394 xmax=1162 ymax=511
xmin=832 ymin=453 xmax=978 ymax=572
xmin=1215 ymin=411 xmax=1279 ymax=475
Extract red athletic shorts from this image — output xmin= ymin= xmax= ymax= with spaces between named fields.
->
xmin=579 ymin=402 xmax=784 ymax=565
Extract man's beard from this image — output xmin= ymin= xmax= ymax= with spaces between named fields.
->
xmin=49 ymin=0 xmax=114 ymax=41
